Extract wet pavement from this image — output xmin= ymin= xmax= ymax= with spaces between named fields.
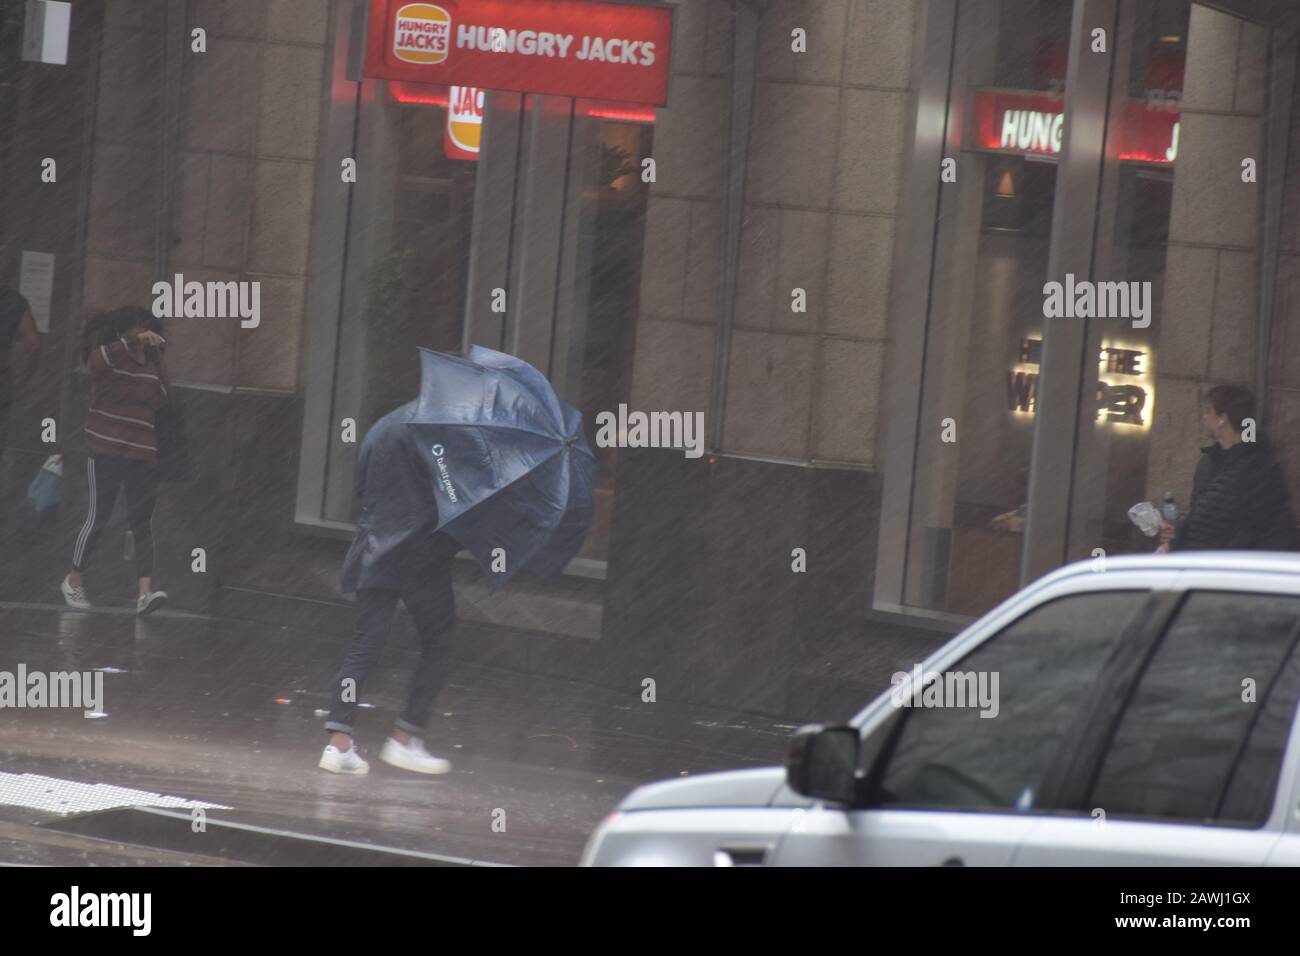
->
xmin=0 ymin=602 xmax=799 ymax=866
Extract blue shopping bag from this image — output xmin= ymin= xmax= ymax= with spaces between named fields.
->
xmin=27 ymin=454 xmax=63 ymax=515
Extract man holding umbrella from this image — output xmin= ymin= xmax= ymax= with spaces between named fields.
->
xmin=319 ymin=397 xmax=463 ymax=775
xmin=318 ymin=346 xmax=596 ymax=775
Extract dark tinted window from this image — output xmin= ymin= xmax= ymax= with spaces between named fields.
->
xmin=1220 ymin=647 xmax=1300 ymax=825
xmin=1091 ymin=592 xmax=1300 ymax=827
xmin=873 ymin=591 xmax=1149 ymax=812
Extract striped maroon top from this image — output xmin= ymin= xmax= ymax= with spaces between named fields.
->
xmin=85 ymin=336 xmax=169 ymax=463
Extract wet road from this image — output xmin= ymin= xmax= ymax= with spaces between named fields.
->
xmin=0 ymin=603 xmax=796 ymax=866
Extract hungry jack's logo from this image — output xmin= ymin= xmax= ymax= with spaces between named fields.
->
xmin=393 ymin=2 xmax=452 ymax=65
xmin=447 ymin=86 xmax=483 ymax=158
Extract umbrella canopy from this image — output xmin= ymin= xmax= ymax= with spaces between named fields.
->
xmin=405 ymin=346 xmax=597 ymax=589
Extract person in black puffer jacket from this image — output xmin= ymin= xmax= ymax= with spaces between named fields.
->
xmin=1158 ymin=384 xmax=1297 ymax=552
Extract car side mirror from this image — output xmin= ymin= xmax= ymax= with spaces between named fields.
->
xmin=786 ymin=724 xmax=860 ymax=805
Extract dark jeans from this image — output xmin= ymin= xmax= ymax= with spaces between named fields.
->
xmin=71 ymin=454 xmax=158 ymax=579
xmin=325 ymin=571 xmax=457 ymax=738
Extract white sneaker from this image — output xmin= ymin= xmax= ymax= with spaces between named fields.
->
xmin=319 ymin=744 xmax=369 ymax=775
xmin=137 ymin=590 xmax=167 ymax=616
xmin=380 ymin=737 xmax=451 ymax=775
xmin=61 ymin=575 xmax=93 ymax=610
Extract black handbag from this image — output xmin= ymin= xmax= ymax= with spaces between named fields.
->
xmin=154 ymin=400 xmax=192 ymax=483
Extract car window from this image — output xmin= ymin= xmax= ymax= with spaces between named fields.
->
xmin=1219 ymin=645 xmax=1300 ymax=825
xmin=870 ymin=591 xmax=1150 ymax=813
xmin=1090 ymin=591 xmax=1300 ymax=827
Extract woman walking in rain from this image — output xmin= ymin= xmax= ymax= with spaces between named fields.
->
xmin=318 ymin=345 xmax=595 ymax=776
xmin=60 ymin=306 xmax=170 ymax=615
xmin=319 ymin=400 xmax=461 ymax=776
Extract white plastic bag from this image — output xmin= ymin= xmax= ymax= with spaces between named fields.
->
xmin=1127 ymin=501 xmax=1162 ymax=537
xmin=27 ymin=454 xmax=63 ymax=514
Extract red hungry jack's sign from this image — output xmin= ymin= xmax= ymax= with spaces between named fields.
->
xmin=363 ymin=0 xmax=674 ymax=106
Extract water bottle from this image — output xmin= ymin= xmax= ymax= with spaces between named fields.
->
xmin=1161 ymin=493 xmax=1178 ymax=523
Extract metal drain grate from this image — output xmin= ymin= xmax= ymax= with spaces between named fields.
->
xmin=0 ymin=772 xmax=230 ymax=816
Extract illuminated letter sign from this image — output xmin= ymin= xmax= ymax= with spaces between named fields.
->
xmin=1008 ymin=338 xmax=1153 ymax=427
xmin=972 ymin=91 xmax=1180 ymax=165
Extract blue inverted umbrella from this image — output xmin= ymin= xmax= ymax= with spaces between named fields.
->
xmin=405 ymin=346 xmax=597 ymax=589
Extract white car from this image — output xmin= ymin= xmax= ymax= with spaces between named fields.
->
xmin=581 ymin=554 xmax=1300 ymax=866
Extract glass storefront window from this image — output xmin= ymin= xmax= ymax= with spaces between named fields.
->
xmin=888 ymin=0 xmax=1280 ymax=619
xmin=305 ymin=67 xmax=651 ymax=573
xmin=560 ymin=112 xmax=653 ymax=564
xmin=322 ymin=80 xmax=478 ymax=523
xmin=1067 ymin=0 xmax=1188 ymax=562
xmin=902 ymin=0 xmax=1073 ymax=616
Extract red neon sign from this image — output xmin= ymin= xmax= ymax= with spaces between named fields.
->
xmin=389 ymin=80 xmax=450 ymax=104
xmin=365 ymin=0 xmax=674 ymax=106
xmin=387 ymin=83 xmax=656 ymax=126
xmin=969 ymin=90 xmax=1180 ymax=165
xmin=578 ymin=98 xmax=656 ymax=123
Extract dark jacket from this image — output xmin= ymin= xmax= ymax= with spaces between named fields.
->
xmin=339 ymin=401 xmax=460 ymax=594
xmin=1173 ymin=440 xmax=1297 ymax=551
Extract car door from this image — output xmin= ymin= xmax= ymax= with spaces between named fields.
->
xmin=1264 ymin=724 xmax=1300 ymax=865
xmin=1015 ymin=586 xmax=1300 ymax=865
xmin=770 ymin=585 xmax=1161 ymax=866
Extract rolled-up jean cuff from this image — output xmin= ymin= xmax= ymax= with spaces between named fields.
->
xmin=395 ymin=716 xmax=424 ymax=735
xmin=324 ymin=721 xmax=353 ymax=735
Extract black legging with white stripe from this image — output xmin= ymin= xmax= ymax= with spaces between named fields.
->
xmin=72 ymin=455 xmax=158 ymax=578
